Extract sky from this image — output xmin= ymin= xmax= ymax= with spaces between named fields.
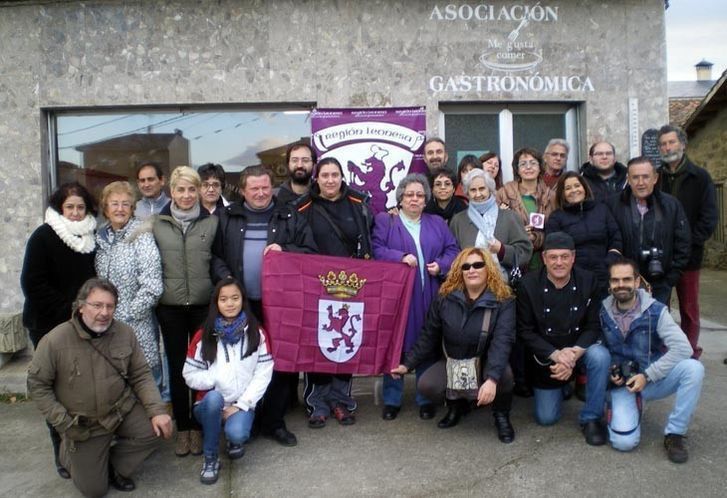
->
xmin=666 ymin=0 xmax=727 ymax=81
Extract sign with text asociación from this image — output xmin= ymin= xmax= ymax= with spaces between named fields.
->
xmin=427 ymin=3 xmax=595 ymax=95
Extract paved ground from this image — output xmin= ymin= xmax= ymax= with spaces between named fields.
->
xmin=2 ymin=271 xmax=727 ymax=497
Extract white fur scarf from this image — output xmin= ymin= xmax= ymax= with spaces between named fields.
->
xmin=45 ymin=207 xmax=97 ymax=254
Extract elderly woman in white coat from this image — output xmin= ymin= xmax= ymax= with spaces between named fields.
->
xmin=95 ymin=181 xmax=164 ymax=388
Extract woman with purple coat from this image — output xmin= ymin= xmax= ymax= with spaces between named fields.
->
xmin=373 ymin=173 xmax=460 ymax=421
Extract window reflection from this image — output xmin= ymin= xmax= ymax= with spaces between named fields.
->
xmin=55 ymin=109 xmax=311 ymax=201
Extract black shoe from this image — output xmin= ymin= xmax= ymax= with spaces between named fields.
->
xmin=55 ymin=459 xmax=70 ymax=479
xmin=268 ymin=427 xmax=297 ymax=447
xmin=109 ymin=469 xmax=136 ymax=492
xmin=419 ymin=404 xmax=436 ymax=420
xmin=227 ymin=442 xmax=246 ymax=460
xmin=493 ymin=411 xmax=515 ymax=444
xmin=581 ymin=420 xmax=607 ymax=446
xmin=382 ymin=405 xmax=400 ymax=421
xmin=437 ymin=405 xmax=462 ymax=429
xmin=562 ymin=383 xmax=574 ymax=401
xmin=664 ymin=434 xmax=689 ymax=463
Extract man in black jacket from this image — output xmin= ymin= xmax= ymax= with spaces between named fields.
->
xmin=517 ymin=232 xmax=610 ymax=446
xmin=275 ymin=142 xmax=317 ymax=206
xmin=606 ymin=157 xmax=691 ymax=305
xmin=211 ymin=165 xmax=317 ymax=447
xmin=658 ymin=125 xmax=717 ymax=359
xmin=581 ymin=141 xmax=627 ymax=202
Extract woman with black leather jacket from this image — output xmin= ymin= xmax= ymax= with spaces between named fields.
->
xmin=391 ymin=247 xmax=516 ymax=443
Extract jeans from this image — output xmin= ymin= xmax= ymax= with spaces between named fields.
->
xmin=193 ymin=391 xmax=255 ymax=459
xmin=608 ymin=359 xmax=704 ymax=452
xmin=382 ymin=358 xmax=434 ymax=407
xmin=533 ymin=343 xmax=610 ymax=426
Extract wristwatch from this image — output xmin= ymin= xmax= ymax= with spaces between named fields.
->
xmin=643 ymin=372 xmax=651 ymax=383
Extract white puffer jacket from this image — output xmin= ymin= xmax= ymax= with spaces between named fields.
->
xmin=183 ymin=326 xmax=274 ymax=411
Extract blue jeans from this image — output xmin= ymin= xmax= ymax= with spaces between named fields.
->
xmin=608 ymin=359 xmax=704 ymax=452
xmin=382 ymin=359 xmax=433 ymax=407
xmin=533 ymin=344 xmax=610 ymax=426
xmin=192 ymin=391 xmax=255 ymax=458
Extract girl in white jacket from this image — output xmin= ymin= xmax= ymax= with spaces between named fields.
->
xmin=183 ymin=277 xmax=274 ymax=484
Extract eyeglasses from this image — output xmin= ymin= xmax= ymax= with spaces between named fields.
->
xmin=433 ymin=181 xmax=454 ymax=188
xmin=202 ymin=182 xmax=222 ymax=190
xmin=403 ymin=192 xmax=426 ymax=199
xmin=461 ymin=261 xmax=486 ymax=271
xmin=290 ymin=158 xmax=313 ymax=165
xmin=518 ymin=160 xmax=540 ymax=169
xmin=84 ymin=302 xmax=116 ymax=312
xmin=108 ymin=202 xmax=132 ymax=209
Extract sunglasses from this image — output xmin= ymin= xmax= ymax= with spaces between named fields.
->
xmin=461 ymin=261 xmax=486 ymax=271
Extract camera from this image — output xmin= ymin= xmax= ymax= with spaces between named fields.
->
xmin=639 ymin=247 xmax=664 ymax=278
xmin=609 ymin=360 xmax=640 ymax=381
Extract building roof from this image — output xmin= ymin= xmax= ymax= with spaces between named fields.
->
xmin=667 ymin=80 xmax=716 ymax=99
xmin=684 ymin=69 xmax=727 ymax=135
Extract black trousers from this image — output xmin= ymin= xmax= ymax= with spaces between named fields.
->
xmin=249 ymin=299 xmax=295 ymax=432
xmin=417 ymin=358 xmax=514 ymax=412
xmin=156 ymin=304 xmax=207 ymax=431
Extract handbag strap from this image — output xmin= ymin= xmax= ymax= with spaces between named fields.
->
xmin=443 ymin=308 xmax=492 ymax=358
xmin=312 ymin=202 xmax=356 ymax=250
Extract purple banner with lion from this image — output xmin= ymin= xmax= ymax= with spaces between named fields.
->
xmin=310 ymin=107 xmax=427 ymax=213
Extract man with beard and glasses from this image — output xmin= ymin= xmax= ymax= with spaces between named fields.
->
xmin=599 ymin=258 xmax=703 ymax=463
xmin=423 ymin=137 xmax=449 ymax=178
xmin=657 ymin=125 xmax=717 ymax=359
xmin=276 ymin=142 xmax=318 ymax=206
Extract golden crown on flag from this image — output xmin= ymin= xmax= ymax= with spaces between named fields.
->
xmin=318 ymin=270 xmax=367 ymax=298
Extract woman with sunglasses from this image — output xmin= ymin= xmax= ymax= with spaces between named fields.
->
xmin=373 ymin=173 xmax=459 ymax=421
xmin=391 ymin=247 xmax=516 ymax=443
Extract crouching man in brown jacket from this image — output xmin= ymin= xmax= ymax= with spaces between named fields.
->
xmin=27 ymin=278 xmax=172 ymax=497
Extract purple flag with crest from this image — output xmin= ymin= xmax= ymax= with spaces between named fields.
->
xmin=311 ymin=107 xmax=427 ymax=213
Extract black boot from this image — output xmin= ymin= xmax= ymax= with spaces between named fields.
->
xmin=437 ymin=400 xmax=464 ymax=429
xmin=493 ymin=411 xmax=515 ymax=444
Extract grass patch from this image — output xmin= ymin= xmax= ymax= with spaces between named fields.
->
xmin=0 ymin=393 xmax=29 ymax=403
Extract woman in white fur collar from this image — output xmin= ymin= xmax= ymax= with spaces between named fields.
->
xmin=21 ymin=181 xmax=97 ymax=480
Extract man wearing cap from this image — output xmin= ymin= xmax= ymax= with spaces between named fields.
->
xmin=517 ymin=232 xmax=610 ymax=446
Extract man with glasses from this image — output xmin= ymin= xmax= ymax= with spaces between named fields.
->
xmin=135 ymin=162 xmax=170 ymax=220
xmin=276 ymin=142 xmax=318 ymax=206
xmin=581 ymin=141 xmax=628 ymax=202
xmin=198 ymin=163 xmax=230 ymax=215
xmin=542 ymin=139 xmax=570 ymax=189
xmin=28 ymin=278 xmax=172 ymax=496
xmin=516 ymin=232 xmax=610 ymax=446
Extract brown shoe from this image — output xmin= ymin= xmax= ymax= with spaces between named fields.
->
xmin=175 ymin=430 xmax=190 ymax=457
xmin=190 ymin=430 xmax=203 ymax=456
xmin=664 ymin=434 xmax=689 ymax=463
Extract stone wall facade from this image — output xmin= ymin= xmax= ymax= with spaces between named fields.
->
xmin=0 ymin=0 xmax=668 ymax=313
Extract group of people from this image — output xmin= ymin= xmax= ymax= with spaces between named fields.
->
xmin=22 ymin=123 xmax=716 ymax=496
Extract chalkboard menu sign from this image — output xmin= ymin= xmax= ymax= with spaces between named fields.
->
xmin=641 ymin=128 xmax=662 ymax=169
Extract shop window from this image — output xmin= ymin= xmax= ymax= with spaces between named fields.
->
xmin=49 ymin=107 xmax=312 ymax=202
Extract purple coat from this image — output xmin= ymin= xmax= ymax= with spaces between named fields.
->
xmin=372 ymin=212 xmax=460 ymax=352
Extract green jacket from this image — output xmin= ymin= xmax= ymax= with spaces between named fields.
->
xmin=27 ymin=316 xmax=166 ymax=437
xmin=153 ymin=208 xmax=218 ymax=306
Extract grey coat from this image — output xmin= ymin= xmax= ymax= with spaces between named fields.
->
xmin=95 ymin=217 xmax=163 ymax=369
xmin=449 ymin=208 xmax=533 ymax=270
